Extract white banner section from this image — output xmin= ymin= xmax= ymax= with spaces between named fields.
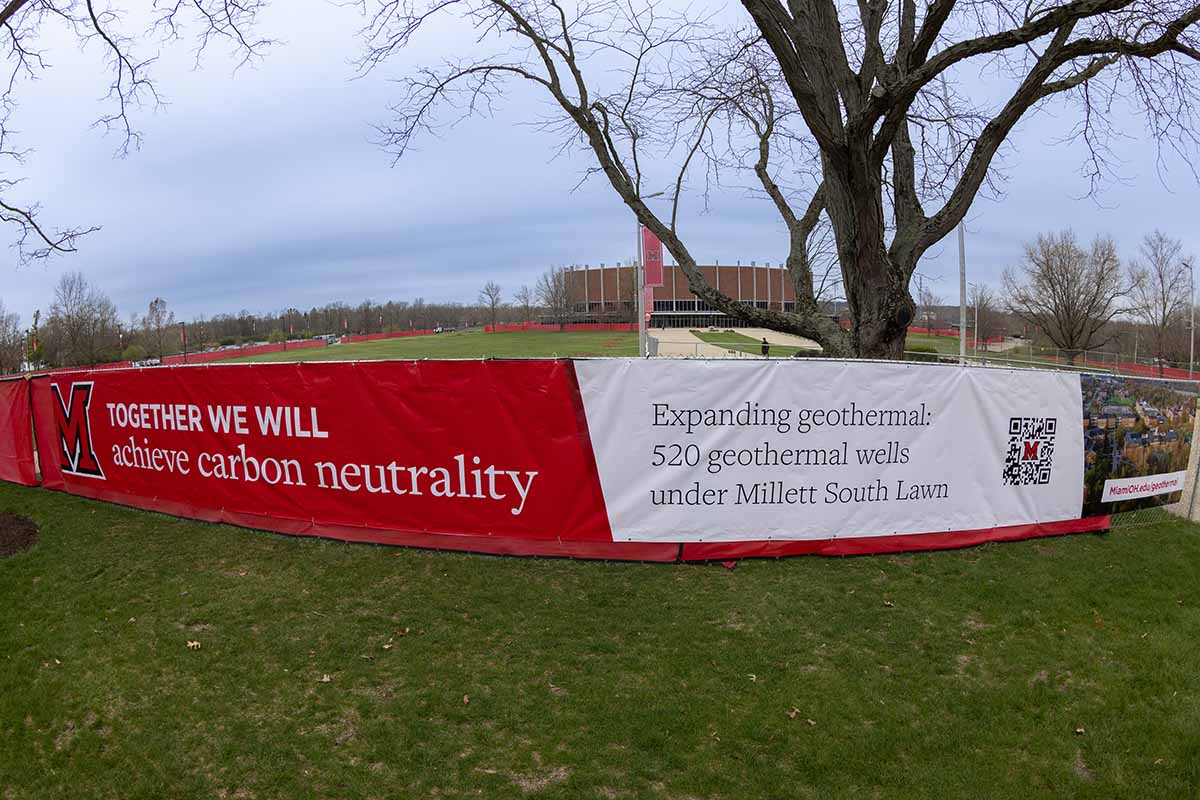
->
xmin=576 ymin=360 xmax=1085 ymax=542
xmin=1101 ymin=471 xmax=1187 ymax=502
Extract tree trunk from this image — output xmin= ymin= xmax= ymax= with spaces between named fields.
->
xmin=840 ymin=246 xmax=915 ymax=360
xmin=823 ymin=155 xmax=915 ymax=360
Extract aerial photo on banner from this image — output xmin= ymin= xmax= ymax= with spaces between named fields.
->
xmin=1082 ymin=374 xmax=1197 ymax=516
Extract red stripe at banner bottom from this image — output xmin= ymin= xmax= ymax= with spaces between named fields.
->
xmin=35 ymin=475 xmax=1112 ymax=563
xmin=679 ymin=515 xmax=1111 ymax=560
xmin=29 ymin=472 xmax=1111 ymax=563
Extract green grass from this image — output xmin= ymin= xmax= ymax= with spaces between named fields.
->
xmin=219 ymin=330 xmax=637 ymax=363
xmin=904 ymin=332 xmax=966 ymax=356
xmin=691 ymin=330 xmax=805 ymax=358
xmin=903 ymin=335 xmax=1093 ymax=371
xmin=694 ymin=331 xmax=958 ymax=361
xmin=2 ymin=481 xmax=1200 ymax=798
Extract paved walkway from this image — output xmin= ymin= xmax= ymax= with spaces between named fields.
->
xmin=650 ymin=327 xmax=822 ymax=358
xmin=651 ymin=328 xmax=739 ymax=358
xmin=737 ymin=328 xmax=822 ymax=350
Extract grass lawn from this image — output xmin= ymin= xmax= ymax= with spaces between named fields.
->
xmin=694 ymin=331 xmax=963 ymax=361
xmin=2 ymin=482 xmax=1199 ymax=798
xmin=903 ymin=332 xmax=965 ymax=356
xmin=220 ymin=330 xmax=637 ymax=363
xmin=902 ymin=335 xmax=1088 ymax=371
xmin=691 ymin=330 xmax=805 ymax=358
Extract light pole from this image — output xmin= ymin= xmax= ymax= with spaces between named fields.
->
xmin=957 ymin=213 xmax=968 ymax=364
xmin=968 ymin=282 xmax=980 ymax=361
xmin=941 ymin=75 xmax=969 ymax=365
xmin=1187 ymin=258 xmax=1195 ymax=380
xmin=635 ymin=191 xmax=666 ymax=357
xmin=974 ymin=291 xmax=979 ymax=359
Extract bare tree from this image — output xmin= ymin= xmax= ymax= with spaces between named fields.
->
xmin=514 ymin=284 xmax=534 ymax=324
xmin=917 ymin=282 xmax=943 ymax=331
xmin=0 ymin=2 xmax=270 ymax=264
xmin=1129 ymin=231 xmax=1190 ymax=375
xmin=968 ymin=283 xmax=1000 ymax=352
xmin=144 ymin=296 xmax=175 ymax=360
xmin=536 ymin=267 xmax=572 ymax=330
xmin=359 ymin=0 xmax=1200 ymax=358
xmin=479 ymin=281 xmax=503 ymax=329
xmin=47 ymin=270 xmax=118 ymax=366
xmin=1159 ymin=302 xmax=1198 ymax=364
xmin=0 ymin=300 xmax=21 ymax=374
xmin=1003 ymin=231 xmax=1130 ymax=364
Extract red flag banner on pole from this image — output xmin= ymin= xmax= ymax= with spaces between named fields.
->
xmin=641 ymin=226 xmax=664 ymax=287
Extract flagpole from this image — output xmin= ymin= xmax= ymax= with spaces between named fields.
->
xmin=636 ymin=193 xmax=665 ymax=358
xmin=637 ymin=223 xmax=645 ymax=357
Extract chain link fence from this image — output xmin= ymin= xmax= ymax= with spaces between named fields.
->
xmin=959 ymin=342 xmax=1197 ymax=379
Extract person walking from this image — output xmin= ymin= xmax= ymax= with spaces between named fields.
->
xmin=761 ymin=337 xmax=770 ymax=358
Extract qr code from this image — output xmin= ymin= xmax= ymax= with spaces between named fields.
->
xmin=1002 ymin=417 xmax=1056 ymax=486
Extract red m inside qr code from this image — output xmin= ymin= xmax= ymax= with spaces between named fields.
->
xmin=1002 ymin=417 xmax=1056 ymax=486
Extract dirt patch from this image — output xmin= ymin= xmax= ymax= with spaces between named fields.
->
xmin=511 ymin=766 xmax=570 ymax=793
xmin=963 ymin=614 xmax=991 ymax=631
xmin=1073 ymin=750 xmax=1095 ymax=781
xmin=54 ymin=721 xmax=77 ymax=751
xmin=0 ymin=513 xmax=38 ymax=557
xmin=316 ymin=711 xmax=360 ymax=746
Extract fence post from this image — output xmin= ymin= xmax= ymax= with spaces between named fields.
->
xmin=1185 ymin=408 xmax=1200 ymax=522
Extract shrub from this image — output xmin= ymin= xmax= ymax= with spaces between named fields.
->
xmin=121 ymin=344 xmax=147 ymax=362
xmin=905 ymin=344 xmax=939 ymax=362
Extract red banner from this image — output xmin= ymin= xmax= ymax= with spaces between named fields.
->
xmin=642 ymin=226 xmax=664 ymax=287
xmin=28 ymin=362 xmax=674 ymax=560
xmin=484 ymin=323 xmax=637 ymax=333
xmin=162 ymin=339 xmax=326 ymax=365
xmin=343 ymin=329 xmax=437 ymax=343
xmin=0 ymin=378 xmax=37 ymax=486
xmin=3 ymin=360 xmax=1130 ymax=562
xmin=681 ymin=516 xmax=1110 ymax=560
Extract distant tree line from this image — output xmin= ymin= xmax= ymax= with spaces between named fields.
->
xmin=1003 ymin=229 xmax=1196 ymax=373
xmin=5 ymin=268 xmax=576 ymax=371
xmin=905 ymin=229 xmax=1197 ymax=373
xmin=5 ymin=248 xmax=1198 ymax=373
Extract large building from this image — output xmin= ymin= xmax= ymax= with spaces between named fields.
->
xmin=564 ymin=262 xmax=798 ymax=329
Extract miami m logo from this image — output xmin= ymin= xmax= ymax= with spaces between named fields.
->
xmin=51 ymin=382 xmax=105 ymax=479
xmin=1022 ymin=440 xmax=1040 ymax=461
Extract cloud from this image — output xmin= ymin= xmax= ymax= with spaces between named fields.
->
xmin=0 ymin=2 xmax=1197 ymax=327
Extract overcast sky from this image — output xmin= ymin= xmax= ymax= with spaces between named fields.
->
xmin=1 ymin=2 xmax=1197 ymax=326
